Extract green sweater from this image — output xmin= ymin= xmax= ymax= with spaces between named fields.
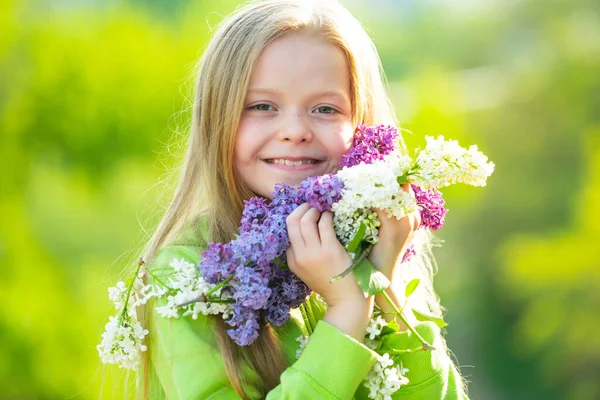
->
xmin=143 ymin=221 xmax=468 ymax=399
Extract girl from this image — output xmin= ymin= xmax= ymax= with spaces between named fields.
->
xmin=137 ymin=0 xmax=468 ymax=398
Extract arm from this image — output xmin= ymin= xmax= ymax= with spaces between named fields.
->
xmin=147 ymin=247 xmax=380 ymax=400
xmin=378 ymin=322 xmax=469 ymax=400
xmin=364 ymin=199 xmax=469 ymax=398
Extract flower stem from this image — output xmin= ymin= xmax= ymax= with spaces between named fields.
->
xmin=386 ymin=346 xmax=426 ymax=355
xmin=299 ymin=303 xmax=314 ymax=336
xmin=380 ymin=290 xmax=435 ymax=351
xmin=176 ymin=275 xmax=234 ymax=307
xmin=204 ymin=297 xmax=235 ymax=304
xmin=305 ymin=301 xmax=317 ymax=333
xmin=145 ymin=269 xmax=170 ymax=289
xmin=119 ymin=257 xmax=145 ymax=325
xmin=205 ymin=274 xmax=234 ymax=297
xmin=330 ymin=243 xmax=374 ymax=283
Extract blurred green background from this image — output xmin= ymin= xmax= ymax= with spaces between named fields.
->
xmin=1 ymin=0 xmax=599 ymax=398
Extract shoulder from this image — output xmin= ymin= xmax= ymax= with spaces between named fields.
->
xmin=151 ymin=214 xmax=210 ymax=269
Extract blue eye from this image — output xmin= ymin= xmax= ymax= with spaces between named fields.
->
xmin=249 ymin=104 xmax=275 ymax=111
xmin=314 ymin=106 xmax=336 ymax=114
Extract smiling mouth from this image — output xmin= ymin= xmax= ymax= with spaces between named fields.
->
xmin=263 ymin=158 xmax=322 ymax=166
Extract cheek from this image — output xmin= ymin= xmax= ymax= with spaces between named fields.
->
xmin=326 ymin=124 xmax=355 ymax=159
xmin=235 ymin=121 xmax=259 ymax=163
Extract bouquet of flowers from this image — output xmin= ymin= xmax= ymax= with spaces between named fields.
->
xmin=98 ymin=124 xmax=494 ymax=397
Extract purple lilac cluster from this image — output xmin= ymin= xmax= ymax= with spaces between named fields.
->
xmin=297 ymin=174 xmax=344 ymax=212
xmin=198 ymin=184 xmax=312 ymax=346
xmin=401 ymin=244 xmax=417 ymax=263
xmin=340 ymin=124 xmax=399 ymax=168
xmin=412 ymin=185 xmax=447 ymax=231
xmin=401 ymin=185 xmax=448 ymax=263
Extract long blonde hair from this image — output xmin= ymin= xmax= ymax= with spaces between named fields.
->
xmin=139 ymin=0 xmax=449 ymax=398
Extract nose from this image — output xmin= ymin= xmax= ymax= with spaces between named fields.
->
xmin=277 ymin=110 xmax=312 ymax=143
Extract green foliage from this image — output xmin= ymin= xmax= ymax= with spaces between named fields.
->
xmin=412 ymin=309 xmax=449 ymax=328
xmin=404 ymin=278 xmax=420 ymax=298
xmin=353 ymin=257 xmax=390 ymax=297
xmin=347 ymin=221 xmax=367 ymax=256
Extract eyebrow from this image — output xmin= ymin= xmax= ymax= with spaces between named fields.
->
xmin=247 ymin=88 xmax=349 ymax=101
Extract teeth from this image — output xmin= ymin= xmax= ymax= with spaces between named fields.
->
xmin=269 ymin=159 xmax=317 ymax=166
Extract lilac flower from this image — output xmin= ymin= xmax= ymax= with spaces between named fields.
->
xmin=227 ymin=308 xmax=260 ymax=346
xmin=234 ymin=225 xmax=280 ymax=268
xmin=265 ymin=268 xmax=310 ymax=326
xmin=340 ymin=124 xmax=399 ymax=168
xmin=298 ymin=174 xmax=344 ymax=212
xmin=267 ymin=301 xmax=290 ymax=327
xmin=271 ymin=183 xmax=302 ymax=215
xmin=264 ymin=213 xmax=289 ymax=249
xmin=197 ymin=181 xmax=314 ymax=345
xmin=232 ymin=266 xmax=271 ymax=310
xmin=402 ymin=244 xmax=416 ymax=263
xmin=274 ymin=269 xmax=311 ymax=308
xmin=199 ymin=242 xmax=236 ymax=284
xmin=412 ymin=185 xmax=447 ymax=231
xmin=240 ymin=197 xmax=271 ymax=233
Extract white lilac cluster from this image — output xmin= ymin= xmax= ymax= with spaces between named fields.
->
xmin=333 ymin=208 xmax=381 ymax=248
xmin=97 ymin=275 xmax=149 ymax=370
xmin=362 ymin=314 xmax=410 ymax=399
xmin=411 ymin=135 xmax=495 ymax=190
xmin=98 ymin=257 xmax=232 ymax=369
xmin=331 ymin=135 xmax=493 ymax=254
xmin=366 ymin=316 xmax=387 ymax=340
xmin=294 ymin=335 xmax=310 ymax=359
xmin=364 ymin=315 xmax=387 ymax=350
xmin=332 ymin=153 xmax=417 ymax=247
xmin=364 ymin=354 xmax=409 ymax=400
xmin=335 ymin=153 xmax=417 ymax=220
xmin=153 ymin=258 xmax=232 ymax=320
xmin=97 ymin=315 xmax=149 ymax=370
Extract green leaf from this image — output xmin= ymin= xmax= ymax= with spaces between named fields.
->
xmin=397 ymin=175 xmax=407 ymax=185
xmin=272 ymin=257 xmax=289 ymax=270
xmin=347 ymin=222 xmax=367 ymax=255
xmin=380 ymin=318 xmax=401 ymax=336
xmin=380 ymin=325 xmax=395 ymax=336
xmin=405 ymin=278 xmax=420 ymax=298
xmin=387 ymin=318 xmax=401 ymax=331
xmin=412 ymin=309 xmax=449 ymax=328
xmin=353 ymin=257 xmax=390 ymax=297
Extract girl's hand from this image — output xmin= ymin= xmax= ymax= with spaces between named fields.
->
xmin=286 ymin=203 xmax=366 ymax=308
xmin=369 ymin=183 xmax=421 ymax=279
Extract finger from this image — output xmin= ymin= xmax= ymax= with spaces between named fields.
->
xmin=300 ymin=207 xmax=322 ymax=248
xmin=317 ymin=211 xmax=338 ymax=249
xmin=287 ymin=203 xmax=310 ymax=249
xmin=373 ymin=207 xmax=390 ymax=222
xmin=285 ymin=247 xmax=298 ymax=272
xmin=412 ymin=209 xmax=421 ymax=231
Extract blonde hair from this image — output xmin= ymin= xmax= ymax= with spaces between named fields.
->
xmin=138 ymin=0 xmax=453 ymax=398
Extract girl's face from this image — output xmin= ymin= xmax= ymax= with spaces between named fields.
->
xmin=235 ymin=31 xmax=354 ymax=199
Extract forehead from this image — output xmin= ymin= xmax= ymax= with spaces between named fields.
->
xmin=248 ymin=31 xmax=351 ymax=97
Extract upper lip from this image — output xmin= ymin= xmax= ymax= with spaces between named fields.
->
xmin=263 ymin=156 xmax=324 ymax=161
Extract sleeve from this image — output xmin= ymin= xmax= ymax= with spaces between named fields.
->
xmin=266 ymin=320 xmax=378 ymax=400
xmin=147 ymin=246 xmax=380 ymax=400
xmin=355 ymin=322 xmax=469 ymax=400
